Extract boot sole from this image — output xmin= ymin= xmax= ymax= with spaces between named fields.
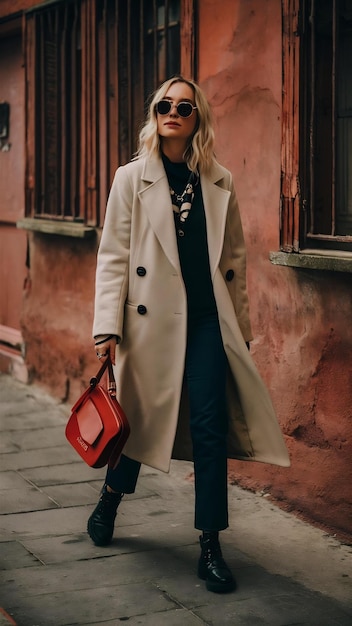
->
xmin=198 ymin=569 xmax=236 ymax=593
xmin=87 ymin=518 xmax=113 ymax=547
xmin=205 ymin=577 xmax=236 ymax=593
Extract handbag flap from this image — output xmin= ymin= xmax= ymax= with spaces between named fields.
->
xmin=76 ymin=395 xmax=104 ymax=445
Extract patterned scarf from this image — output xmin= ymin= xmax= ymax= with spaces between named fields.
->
xmin=170 ymin=169 xmax=199 ymax=236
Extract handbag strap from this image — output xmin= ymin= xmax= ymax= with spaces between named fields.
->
xmin=90 ymin=356 xmax=117 ymax=397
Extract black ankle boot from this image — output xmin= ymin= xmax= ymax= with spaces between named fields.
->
xmin=198 ymin=532 xmax=236 ymax=593
xmin=87 ymin=485 xmax=123 ymax=546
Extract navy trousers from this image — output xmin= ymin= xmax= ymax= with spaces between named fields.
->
xmin=105 ymin=313 xmax=229 ymax=531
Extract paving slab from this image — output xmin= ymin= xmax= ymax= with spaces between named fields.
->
xmin=0 ymin=436 xmax=18 ymax=455
xmin=0 ymin=486 xmax=58 ymax=514
xmin=0 ymin=505 xmax=93 ymax=539
xmin=41 ymin=482 xmax=101 ymax=507
xmin=19 ymin=461 xmax=106 ymax=487
xmin=228 ymin=486 xmax=352 ymax=606
xmin=6 ymin=426 xmax=67 ymax=452
xmin=86 ymin=608 xmax=207 ymax=626
xmin=0 ymin=446 xmax=79 ymax=471
xmin=1 ymin=401 xmax=51 ymax=418
xmin=0 ymin=541 xmax=41 ymax=570
xmin=5 ymin=582 xmax=182 ymax=626
xmin=0 ymin=471 xmax=35 ymax=490
xmin=86 ymin=608 xmax=206 ymax=626
xmin=1 ymin=408 xmax=67 ymax=431
xmin=195 ymin=591 xmax=352 ymax=626
xmin=0 ymin=549 xmax=194 ymax=600
xmin=18 ymin=523 xmax=198 ymax=565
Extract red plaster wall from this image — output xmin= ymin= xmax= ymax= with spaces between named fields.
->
xmin=198 ymin=0 xmax=352 ymax=539
xmin=21 ymin=233 xmax=98 ymax=402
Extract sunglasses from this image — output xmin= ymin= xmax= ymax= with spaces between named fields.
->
xmin=156 ymin=100 xmax=197 ymax=118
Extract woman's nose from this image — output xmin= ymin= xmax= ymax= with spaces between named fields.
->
xmin=169 ymin=103 xmax=179 ymax=116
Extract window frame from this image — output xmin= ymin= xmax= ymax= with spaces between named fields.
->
xmin=281 ymin=0 xmax=352 ymax=254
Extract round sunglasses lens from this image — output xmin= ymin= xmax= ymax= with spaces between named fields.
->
xmin=177 ymin=103 xmax=193 ymax=117
xmin=157 ymin=101 xmax=171 ymax=115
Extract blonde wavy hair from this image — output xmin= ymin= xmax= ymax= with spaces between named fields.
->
xmin=135 ymin=76 xmax=216 ymax=174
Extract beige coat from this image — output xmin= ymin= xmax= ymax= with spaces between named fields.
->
xmin=93 ymin=155 xmax=290 ymax=472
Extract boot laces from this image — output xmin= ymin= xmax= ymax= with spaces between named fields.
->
xmin=207 ymin=543 xmax=222 ymax=560
xmin=98 ymin=489 xmax=122 ymax=517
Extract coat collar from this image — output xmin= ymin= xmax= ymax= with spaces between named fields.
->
xmin=138 ymin=155 xmax=231 ymax=277
xmin=141 ymin=153 xmax=227 ymax=185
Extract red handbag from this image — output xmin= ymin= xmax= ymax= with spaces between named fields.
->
xmin=65 ymin=356 xmax=130 ymax=469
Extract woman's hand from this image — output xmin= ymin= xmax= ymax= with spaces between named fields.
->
xmin=94 ymin=335 xmax=118 ymax=365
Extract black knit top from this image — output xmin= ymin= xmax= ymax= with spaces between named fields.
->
xmin=162 ymin=153 xmax=217 ymax=321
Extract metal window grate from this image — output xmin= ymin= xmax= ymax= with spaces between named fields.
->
xmin=31 ymin=1 xmax=81 ymax=220
xmin=281 ymin=0 xmax=352 ymax=251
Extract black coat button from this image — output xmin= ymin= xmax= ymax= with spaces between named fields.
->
xmin=225 ymin=269 xmax=234 ymax=281
xmin=137 ymin=305 xmax=147 ymax=315
xmin=136 ymin=266 xmax=146 ymax=276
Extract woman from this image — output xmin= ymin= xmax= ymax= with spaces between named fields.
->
xmin=88 ymin=76 xmax=290 ymax=593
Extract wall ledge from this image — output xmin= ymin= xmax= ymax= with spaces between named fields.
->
xmin=269 ymin=250 xmax=352 ymax=273
xmin=17 ymin=218 xmax=96 ymax=239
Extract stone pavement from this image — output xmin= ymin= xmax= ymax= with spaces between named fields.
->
xmin=0 ymin=373 xmax=351 ymax=626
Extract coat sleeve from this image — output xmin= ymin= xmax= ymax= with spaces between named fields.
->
xmin=224 ymin=173 xmax=253 ymax=343
xmin=92 ymin=165 xmax=132 ymax=341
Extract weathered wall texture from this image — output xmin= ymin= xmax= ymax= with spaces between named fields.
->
xmin=21 ymin=233 xmax=98 ymax=402
xmin=198 ymin=0 xmax=352 ymax=538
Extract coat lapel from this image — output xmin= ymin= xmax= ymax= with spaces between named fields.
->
xmin=138 ymin=156 xmax=230 ymax=278
xmin=138 ymin=156 xmax=182 ymax=274
xmin=201 ymin=164 xmax=231 ymax=278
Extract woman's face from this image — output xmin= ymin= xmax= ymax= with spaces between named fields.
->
xmin=157 ymin=81 xmax=198 ymax=145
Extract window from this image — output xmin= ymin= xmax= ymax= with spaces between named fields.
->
xmin=281 ymin=0 xmax=352 ymax=253
xmin=102 ymin=0 xmax=195 ymax=173
xmin=144 ymin=1 xmax=181 ymax=99
xmin=24 ymin=0 xmax=196 ymax=227
xmin=25 ymin=1 xmax=82 ymax=222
